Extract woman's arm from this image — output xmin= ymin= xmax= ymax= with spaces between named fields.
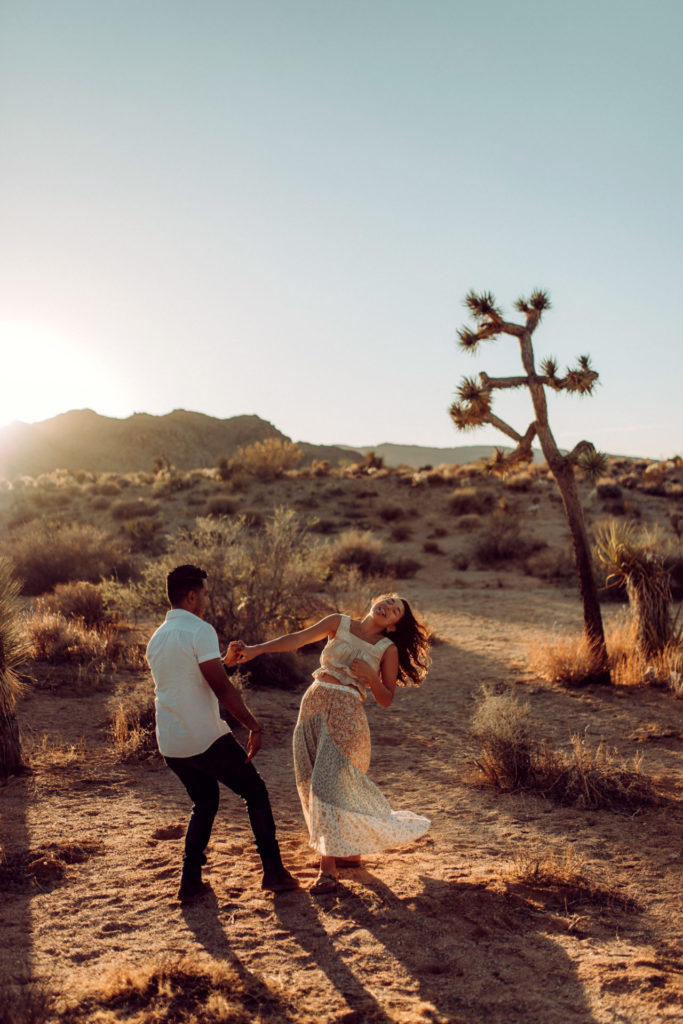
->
xmin=236 ymin=614 xmax=340 ymax=663
xmin=351 ymin=645 xmax=399 ymax=708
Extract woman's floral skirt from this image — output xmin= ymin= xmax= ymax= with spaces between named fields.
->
xmin=293 ymin=681 xmax=430 ymax=856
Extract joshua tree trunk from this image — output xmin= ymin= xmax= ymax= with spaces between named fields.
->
xmin=451 ymin=290 xmax=611 ymax=683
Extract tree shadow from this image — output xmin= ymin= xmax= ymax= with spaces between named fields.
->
xmin=0 ymin=775 xmax=32 ymax=989
xmin=275 ymin=870 xmax=601 ymax=1024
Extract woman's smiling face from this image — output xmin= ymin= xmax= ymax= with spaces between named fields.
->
xmin=370 ymin=594 xmax=405 ymax=631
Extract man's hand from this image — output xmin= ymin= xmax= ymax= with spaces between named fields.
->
xmin=237 ymin=644 xmax=259 ymax=663
xmin=224 ymin=640 xmax=244 ymax=668
xmin=245 ymin=729 xmax=262 ymax=763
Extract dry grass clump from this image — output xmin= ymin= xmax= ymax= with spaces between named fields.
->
xmin=59 ymin=955 xmax=308 ymax=1024
xmin=389 ymin=523 xmax=413 ymax=542
xmin=448 ymin=486 xmax=494 ymax=516
xmin=25 ymin=734 xmax=87 ymax=769
xmin=111 ymin=698 xmax=159 ymax=761
xmin=506 ymin=845 xmax=639 ymax=912
xmin=3 ymin=521 xmax=135 ymax=595
xmin=471 ymin=690 xmax=657 ymax=809
xmin=529 ymin=615 xmax=683 ymax=695
xmin=387 ymin=556 xmax=421 ymax=579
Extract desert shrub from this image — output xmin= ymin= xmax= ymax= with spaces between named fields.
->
xmin=524 ymin=546 xmax=575 ymax=581
xmin=324 ymin=529 xmax=388 ymax=578
xmin=205 ymin=495 xmax=238 ymax=517
xmin=452 ymin=513 xmax=480 ymax=532
xmin=111 ymin=498 xmax=159 ymax=520
xmin=471 ymin=690 xmax=657 ymax=808
xmin=452 ymin=553 xmax=470 ymax=571
xmin=231 ymin=438 xmax=302 ymax=481
xmin=430 ymin=525 xmax=448 ymax=538
xmin=24 ymin=611 xmax=139 ymax=668
xmin=93 ymin=477 xmax=122 ymax=496
xmin=35 ymin=581 xmax=111 ymax=627
xmin=379 ymin=504 xmax=405 ymax=522
xmin=388 ymin=556 xmax=421 ymax=579
xmin=448 ymin=486 xmax=494 ymax=516
xmin=505 ymin=471 xmax=534 ymax=492
xmin=422 ymin=540 xmax=443 ymax=554
xmin=123 ymin=518 xmax=165 ymax=555
xmin=3 ymin=521 xmax=135 ymax=595
xmin=311 ymin=458 xmax=330 ymax=476
xmin=594 ymin=520 xmax=674 ymax=655
xmin=111 ymin=509 xmax=326 ymax=678
xmin=389 ymin=524 xmax=412 ymax=542
xmin=58 ymin=956 xmax=303 ymax=1024
xmin=0 ymin=978 xmax=55 ymax=1024
xmin=595 ymin=479 xmax=622 ymax=500
xmin=215 ymin=455 xmax=231 ymax=481
xmin=475 ymin=515 xmax=543 ymax=565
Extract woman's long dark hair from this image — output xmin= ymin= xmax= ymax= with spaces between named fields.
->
xmin=377 ymin=593 xmax=431 ymax=687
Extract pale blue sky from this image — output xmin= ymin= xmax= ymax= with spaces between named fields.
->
xmin=1 ymin=0 xmax=681 ymax=458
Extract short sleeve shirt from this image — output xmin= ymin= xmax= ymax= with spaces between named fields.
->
xmin=146 ymin=608 xmax=229 ymax=757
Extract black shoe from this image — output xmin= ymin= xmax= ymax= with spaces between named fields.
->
xmin=177 ymin=859 xmax=205 ymax=903
xmin=261 ymin=866 xmax=301 ymax=892
xmin=177 ymin=876 xmax=205 ymax=903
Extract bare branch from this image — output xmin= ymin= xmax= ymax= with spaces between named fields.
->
xmin=485 ymin=411 xmax=525 ymax=444
xmin=479 ymin=372 xmax=529 ymax=391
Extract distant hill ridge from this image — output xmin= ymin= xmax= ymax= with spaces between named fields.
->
xmin=0 ymin=409 xmax=589 ymax=479
xmin=0 ymin=409 xmax=359 ymax=478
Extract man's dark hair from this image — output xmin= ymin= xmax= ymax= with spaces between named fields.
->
xmin=167 ymin=564 xmax=207 ymax=606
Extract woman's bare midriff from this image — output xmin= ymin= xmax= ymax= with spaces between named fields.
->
xmin=317 ymin=672 xmax=361 ymax=693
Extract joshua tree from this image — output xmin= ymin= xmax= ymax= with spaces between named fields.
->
xmin=0 ymin=558 xmax=29 ymax=778
xmin=450 ymin=290 xmax=610 ymax=682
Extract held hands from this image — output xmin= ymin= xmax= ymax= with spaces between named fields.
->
xmin=224 ymin=640 xmax=244 ymax=668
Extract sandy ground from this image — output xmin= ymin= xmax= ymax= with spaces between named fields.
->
xmin=1 ymin=464 xmax=682 ymax=1022
xmin=2 ymin=571 xmax=682 ymax=1023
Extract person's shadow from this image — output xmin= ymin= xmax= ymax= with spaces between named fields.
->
xmin=271 ymin=869 xmax=602 ymax=1024
xmin=182 ymin=885 xmax=394 ymax=1024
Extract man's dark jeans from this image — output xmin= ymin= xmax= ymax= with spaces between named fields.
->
xmin=165 ymin=733 xmax=282 ymax=872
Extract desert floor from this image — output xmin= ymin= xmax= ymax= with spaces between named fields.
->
xmin=1 ymin=464 xmax=682 ymax=1023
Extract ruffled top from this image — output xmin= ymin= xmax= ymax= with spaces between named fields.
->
xmin=312 ymin=615 xmax=394 ymax=701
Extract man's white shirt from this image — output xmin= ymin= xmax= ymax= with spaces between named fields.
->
xmin=146 ymin=608 xmax=229 ymax=757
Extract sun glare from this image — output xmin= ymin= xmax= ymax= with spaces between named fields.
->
xmin=0 ymin=321 xmax=116 ymax=427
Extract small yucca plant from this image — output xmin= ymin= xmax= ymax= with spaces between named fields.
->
xmin=594 ymin=520 xmax=673 ymax=656
xmin=0 ymin=558 xmax=29 ymax=778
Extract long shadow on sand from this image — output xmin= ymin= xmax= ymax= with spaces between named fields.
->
xmin=181 ymin=885 xmax=392 ymax=1024
xmin=273 ymin=871 xmax=599 ymax=1024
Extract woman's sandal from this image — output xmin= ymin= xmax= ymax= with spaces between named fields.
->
xmin=310 ymin=872 xmax=338 ymax=895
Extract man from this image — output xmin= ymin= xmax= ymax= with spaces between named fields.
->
xmin=146 ymin=563 xmax=299 ymax=901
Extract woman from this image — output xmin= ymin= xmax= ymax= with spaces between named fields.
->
xmin=237 ymin=593 xmax=431 ymax=893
